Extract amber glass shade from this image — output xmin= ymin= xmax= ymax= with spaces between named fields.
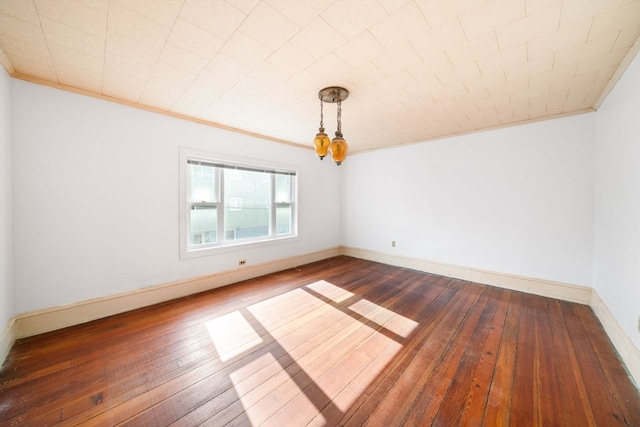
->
xmin=330 ymin=134 xmax=348 ymax=165
xmin=314 ymin=129 xmax=331 ymax=159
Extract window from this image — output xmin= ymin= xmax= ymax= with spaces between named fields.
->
xmin=181 ymin=151 xmax=297 ymax=257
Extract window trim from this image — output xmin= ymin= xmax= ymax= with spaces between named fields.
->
xmin=179 ymin=148 xmax=299 ymax=260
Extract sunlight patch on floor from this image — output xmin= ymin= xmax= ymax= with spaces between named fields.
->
xmin=206 ymin=280 xmax=420 ymax=425
xmin=230 ymin=353 xmax=327 ymax=426
xmin=205 ymin=311 xmax=262 ymax=362
xmin=306 ymin=279 xmax=355 ymax=302
xmin=349 ymin=298 xmax=419 ymax=338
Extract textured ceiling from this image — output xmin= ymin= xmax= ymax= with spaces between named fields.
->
xmin=0 ymin=0 xmax=639 ymax=154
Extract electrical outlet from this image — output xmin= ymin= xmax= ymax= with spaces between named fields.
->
xmin=391 ymin=241 xmax=396 ymax=247
xmin=239 ymin=260 xmax=246 ymax=266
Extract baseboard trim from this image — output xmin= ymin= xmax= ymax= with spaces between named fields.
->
xmin=591 ymin=291 xmax=640 ymax=387
xmin=341 ymin=246 xmax=592 ymax=304
xmin=0 ymin=317 xmax=15 ymax=366
xmin=13 ymin=247 xmax=341 ymax=340
xmin=5 ymin=246 xmax=638 ymax=390
xmin=341 ymin=246 xmax=639 ymax=389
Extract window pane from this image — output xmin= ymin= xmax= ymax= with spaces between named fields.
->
xmin=276 ymin=204 xmax=291 ymax=235
xmin=224 ymin=169 xmax=269 ymax=241
xmin=190 ymin=164 xmax=217 ymax=202
xmin=275 ymin=174 xmax=292 ymax=203
xmin=190 ymin=205 xmax=217 ymax=245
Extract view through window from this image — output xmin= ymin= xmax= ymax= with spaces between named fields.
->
xmin=184 ymin=155 xmax=297 ymax=254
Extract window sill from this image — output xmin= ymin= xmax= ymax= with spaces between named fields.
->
xmin=179 ymin=234 xmax=300 ymax=260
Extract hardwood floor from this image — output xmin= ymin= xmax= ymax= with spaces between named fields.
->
xmin=1 ymin=256 xmax=639 ymax=426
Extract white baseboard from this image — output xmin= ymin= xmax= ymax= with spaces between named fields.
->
xmin=341 ymin=246 xmax=639 ymax=388
xmin=12 ymin=247 xmax=340 ymax=340
xmin=341 ymin=246 xmax=592 ymax=304
xmin=0 ymin=317 xmax=15 ymax=366
xmin=590 ymin=291 xmax=640 ymax=387
xmin=3 ymin=246 xmax=638 ymax=390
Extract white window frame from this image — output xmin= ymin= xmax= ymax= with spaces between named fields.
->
xmin=180 ymin=149 xmax=298 ymax=259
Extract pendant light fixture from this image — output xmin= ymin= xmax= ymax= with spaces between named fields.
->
xmin=313 ymin=86 xmax=349 ymax=165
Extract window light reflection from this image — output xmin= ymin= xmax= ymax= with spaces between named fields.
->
xmin=204 ymin=280 xmax=419 ymax=425
xmin=349 ymin=298 xmax=419 ymax=338
xmin=205 ymin=311 xmax=262 ymax=362
xmin=306 ymin=279 xmax=355 ymax=303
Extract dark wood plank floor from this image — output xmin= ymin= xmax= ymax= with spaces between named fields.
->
xmin=1 ymin=256 xmax=639 ymax=426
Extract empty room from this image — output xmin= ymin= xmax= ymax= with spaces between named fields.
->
xmin=0 ymin=1 xmax=639 ymax=425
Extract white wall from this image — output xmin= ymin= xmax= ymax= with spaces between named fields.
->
xmin=0 ymin=66 xmax=13 ymax=332
xmin=343 ymin=113 xmax=596 ymax=288
xmin=11 ymin=80 xmax=342 ymax=314
xmin=594 ymin=51 xmax=640 ymax=349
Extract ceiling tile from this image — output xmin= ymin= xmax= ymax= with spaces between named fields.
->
xmin=170 ymin=92 xmax=211 ymax=117
xmin=179 ymin=0 xmax=247 ymax=40
xmin=107 ymin=2 xmax=170 ymax=50
xmin=110 ymin=0 xmax=183 ymax=28
xmin=436 ymin=61 xmax=481 ymax=87
xmin=102 ymin=70 xmax=146 ymax=102
xmin=524 ymin=0 xmax=561 ymax=17
xmin=189 ymin=69 xmax=238 ymax=99
xmin=553 ymin=32 xmax=619 ymax=68
xmin=321 ymin=0 xmax=387 ymax=39
xmin=219 ymin=31 xmax=273 ymax=67
xmin=55 ymin=62 xmax=102 ymax=92
xmin=149 ymin=61 xmax=197 ymax=89
xmin=369 ymin=2 xmax=429 ymax=49
xmin=226 ymin=0 xmax=260 ymax=15
xmin=239 ymin=1 xmax=300 ymax=50
xmin=0 ymin=14 xmax=46 ymax=47
xmin=1 ymin=0 xmax=636 ymax=154
xmin=48 ymin=42 xmax=103 ymax=75
xmin=40 ymin=16 xmax=105 ymax=55
xmin=35 ymin=0 xmax=107 ymax=38
xmin=166 ymin=18 xmax=226 ymax=60
xmin=235 ymin=77 xmax=275 ymax=103
xmin=588 ymin=1 xmax=640 ymax=44
xmin=477 ymin=43 xmax=527 ymax=75
xmin=559 ymin=0 xmax=632 ymax=29
xmin=377 ymin=0 xmax=410 ymax=15
xmin=416 ymin=0 xmax=484 ymax=27
xmin=496 ymin=2 xmax=561 ymax=50
xmin=372 ymin=42 xmax=421 ymax=75
xmin=527 ymin=19 xmax=590 ymax=60
xmin=266 ymin=42 xmax=316 ymax=74
xmin=307 ymin=52 xmax=352 ymax=86
xmin=343 ymin=61 xmax=386 ymax=88
xmin=528 ymin=63 xmax=577 ymax=90
xmin=407 ymin=52 xmax=453 ymax=79
xmin=158 ymin=43 xmax=209 ymax=74
xmin=458 ymin=0 xmax=526 ymax=40
xmin=289 ymin=17 xmax=346 ymax=61
xmin=504 ymin=54 xmax=554 ymax=82
xmin=334 ymin=31 xmax=386 ymax=68
xmin=5 ymin=54 xmax=56 ymax=80
xmin=445 ymin=32 xmax=499 ymax=67
xmin=487 ymin=76 xmax=528 ymax=99
xmin=248 ymin=61 xmax=290 ymax=86
xmin=206 ymin=53 xmax=254 ymax=80
xmin=104 ymin=49 xmax=154 ymax=81
xmin=0 ymin=35 xmax=50 ymax=65
xmin=105 ymin=32 xmax=161 ymax=67
xmin=410 ymin=18 xmax=467 ymax=60
xmin=0 ymin=0 xmax=40 ymax=25
xmin=463 ymin=69 xmax=507 ymax=93
xmin=266 ymin=0 xmax=333 ymax=27
xmin=575 ymin=47 xmax=629 ymax=77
